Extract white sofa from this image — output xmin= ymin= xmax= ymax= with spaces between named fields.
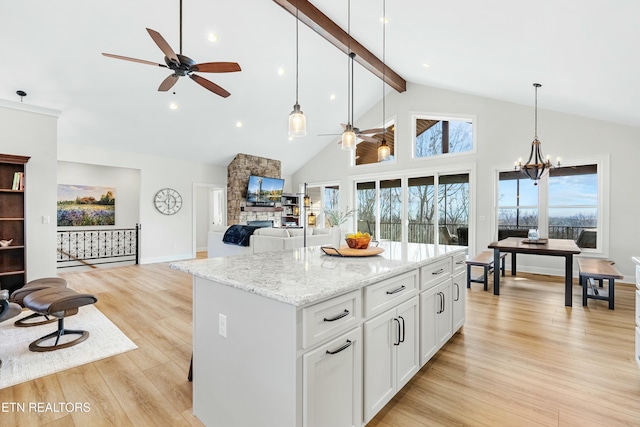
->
xmin=207 ymin=226 xmax=332 ymax=258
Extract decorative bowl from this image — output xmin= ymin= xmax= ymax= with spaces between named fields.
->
xmin=345 ymin=235 xmax=371 ymax=249
xmin=0 ymin=239 xmax=13 ymax=247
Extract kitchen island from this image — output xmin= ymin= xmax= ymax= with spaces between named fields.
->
xmin=171 ymin=242 xmax=467 ymax=427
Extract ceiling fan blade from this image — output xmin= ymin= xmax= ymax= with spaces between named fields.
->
xmin=318 ymin=133 xmax=341 ymax=136
xmin=102 ymin=53 xmax=167 ymax=68
xmin=359 ymin=135 xmax=379 ymax=143
xmin=192 ymin=62 xmax=242 ymax=73
xmin=158 ymin=74 xmax=179 ymax=92
xmin=146 ymin=28 xmax=180 ymax=64
xmin=190 ymin=74 xmax=231 ymax=98
xmin=358 ymin=128 xmax=385 ymax=135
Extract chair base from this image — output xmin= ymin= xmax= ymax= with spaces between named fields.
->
xmin=28 ymin=318 xmax=90 ymax=352
xmin=14 ymin=312 xmax=57 ymax=328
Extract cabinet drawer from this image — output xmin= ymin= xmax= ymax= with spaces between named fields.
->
xmin=420 ymin=258 xmax=452 ymax=290
xmin=453 ymin=252 xmax=466 ymax=272
xmin=302 ymin=290 xmax=361 ymax=349
xmin=363 ymin=271 xmax=418 ymax=318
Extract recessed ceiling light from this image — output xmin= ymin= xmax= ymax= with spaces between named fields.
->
xmin=422 ymin=63 xmax=430 ymax=68
xmin=330 ymin=94 xmax=336 ymax=100
xmin=169 ymin=102 xmax=178 ymax=110
xmin=236 ymin=121 xmax=243 ymax=128
xmin=380 ymin=17 xmax=389 ymax=24
xmin=208 ymin=33 xmax=218 ymax=43
xmin=288 ymin=136 xmax=293 ymax=141
xmin=277 ymin=67 xmax=286 ymax=76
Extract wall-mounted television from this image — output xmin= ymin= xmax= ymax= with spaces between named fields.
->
xmin=246 ymin=175 xmax=284 ymax=207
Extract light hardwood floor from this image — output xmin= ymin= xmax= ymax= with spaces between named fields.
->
xmin=1 ymin=260 xmax=638 ymax=426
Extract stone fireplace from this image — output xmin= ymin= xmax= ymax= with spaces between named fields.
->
xmin=227 ymin=153 xmax=282 ymax=226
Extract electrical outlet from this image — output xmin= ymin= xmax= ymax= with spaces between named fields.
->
xmin=218 ymin=313 xmax=227 ymax=338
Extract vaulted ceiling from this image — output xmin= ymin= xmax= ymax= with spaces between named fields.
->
xmin=2 ymin=1 xmax=639 ymax=175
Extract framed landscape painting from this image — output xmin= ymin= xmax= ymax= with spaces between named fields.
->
xmin=57 ymin=184 xmax=116 ymax=226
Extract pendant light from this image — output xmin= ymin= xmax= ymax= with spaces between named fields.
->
xmin=515 ymin=83 xmax=559 ymax=185
xmin=288 ymin=0 xmax=306 ymax=137
xmin=377 ymin=0 xmax=391 ymax=162
xmin=341 ymin=0 xmax=356 ymax=151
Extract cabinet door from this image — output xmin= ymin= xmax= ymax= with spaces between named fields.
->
xmin=419 ymin=285 xmax=439 ymax=366
xmin=303 ymin=327 xmax=362 ymax=427
xmin=452 ymin=270 xmax=466 ymax=332
xmin=437 ymin=279 xmax=453 ymax=348
xmin=395 ymin=296 xmax=419 ymax=390
xmin=363 ymin=308 xmax=396 ymax=423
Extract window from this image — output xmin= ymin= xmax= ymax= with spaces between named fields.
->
xmin=496 ymin=161 xmax=604 ymax=251
xmin=355 ymin=122 xmax=395 ymax=166
xmin=414 ymin=116 xmax=474 ymax=158
xmin=356 ymin=172 xmax=470 ymax=245
xmin=498 ymin=171 xmax=539 ymax=238
xmin=306 ymin=184 xmax=339 ymax=228
xmin=549 ymin=165 xmax=598 ymax=248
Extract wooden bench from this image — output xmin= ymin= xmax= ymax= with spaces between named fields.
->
xmin=465 ymin=251 xmax=507 ymax=291
xmin=577 ymin=258 xmax=623 ymax=310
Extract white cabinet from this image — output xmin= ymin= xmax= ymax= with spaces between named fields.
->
xmin=419 ymin=277 xmax=453 ymax=366
xmin=363 ymin=296 xmax=419 ymax=424
xmin=452 ymin=270 xmax=466 ymax=332
xmin=303 ymin=327 xmax=362 ymax=427
xmin=634 ymin=259 xmax=640 ymax=369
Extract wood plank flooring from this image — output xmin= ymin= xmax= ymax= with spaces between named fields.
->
xmin=1 ymin=260 xmax=638 ymax=426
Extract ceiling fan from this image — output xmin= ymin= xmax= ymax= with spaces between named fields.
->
xmin=101 ymin=0 xmax=240 ymax=98
xmin=319 ymin=123 xmax=384 ymax=144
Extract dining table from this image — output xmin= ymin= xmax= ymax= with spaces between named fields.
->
xmin=487 ymin=237 xmax=582 ymax=306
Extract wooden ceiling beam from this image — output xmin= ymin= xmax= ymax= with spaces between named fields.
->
xmin=273 ymin=0 xmax=406 ymax=93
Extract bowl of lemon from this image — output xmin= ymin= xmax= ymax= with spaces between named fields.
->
xmin=345 ymin=231 xmax=371 ymax=249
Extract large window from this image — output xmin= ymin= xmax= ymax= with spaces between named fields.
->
xmin=414 ymin=116 xmax=474 ymax=158
xmin=356 ymin=173 xmax=470 ymax=245
xmin=496 ymin=162 xmax=602 ymax=250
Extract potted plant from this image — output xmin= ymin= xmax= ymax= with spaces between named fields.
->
xmin=324 ymin=207 xmax=355 ymax=248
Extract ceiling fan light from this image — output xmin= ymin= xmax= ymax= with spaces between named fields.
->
xmin=378 ymin=140 xmax=391 ymax=162
xmin=341 ymin=129 xmax=356 ymax=151
xmin=288 ymin=103 xmax=307 ymax=137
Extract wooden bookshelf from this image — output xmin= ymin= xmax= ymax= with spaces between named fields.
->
xmin=0 ymin=153 xmax=30 ymax=294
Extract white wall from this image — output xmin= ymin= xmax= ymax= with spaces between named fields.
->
xmin=293 ymin=82 xmax=640 ymax=280
xmin=0 ymin=102 xmax=59 ymax=280
xmin=57 ymin=143 xmax=227 ymax=264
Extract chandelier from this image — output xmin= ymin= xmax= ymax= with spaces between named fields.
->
xmin=515 ymin=83 xmax=559 ymax=185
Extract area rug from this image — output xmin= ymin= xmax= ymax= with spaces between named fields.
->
xmin=0 ymin=305 xmax=137 ymax=389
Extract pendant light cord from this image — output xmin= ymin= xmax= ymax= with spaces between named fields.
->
xmin=533 ymin=83 xmax=541 ymax=140
xmin=347 ymin=0 xmax=352 ymax=125
xmin=295 ymin=0 xmax=299 ymax=104
xmin=381 ymin=0 xmax=386 ymax=142
xmin=179 ymin=0 xmax=182 ymax=54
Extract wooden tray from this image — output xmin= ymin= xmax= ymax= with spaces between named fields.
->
xmin=522 ymin=238 xmax=548 ymax=245
xmin=321 ymin=246 xmax=385 ymax=257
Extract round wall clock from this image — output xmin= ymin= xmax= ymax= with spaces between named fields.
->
xmin=154 ymin=188 xmax=183 ymax=215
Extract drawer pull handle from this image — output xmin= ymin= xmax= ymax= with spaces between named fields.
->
xmin=432 ymin=268 xmax=445 ymax=275
xmin=323 ymin=309 xmax=349 ymax=322
xmin=386 ymin=285 xmax=406 ymax=295
xmin=326 ymin=339 xmax=353 ymax=355
xmin=398 ymin=316 xmax=406 ymax=343
xmin=454 ymin=283 xmax=460 ymax=301
xmin=455 ymin=260 xmax=465 ymax=265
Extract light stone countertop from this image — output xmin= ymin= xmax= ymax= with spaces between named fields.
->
xmin=171 ymin=242 xmax=466 ymax=307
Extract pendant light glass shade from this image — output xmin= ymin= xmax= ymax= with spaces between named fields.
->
xmin=288 ymin=103 xmax=306 ymax=137
xmin=342 ymin=124 xmax=356 ymax=151
xmin=378 ymin=140 xmax=391 ymax=162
